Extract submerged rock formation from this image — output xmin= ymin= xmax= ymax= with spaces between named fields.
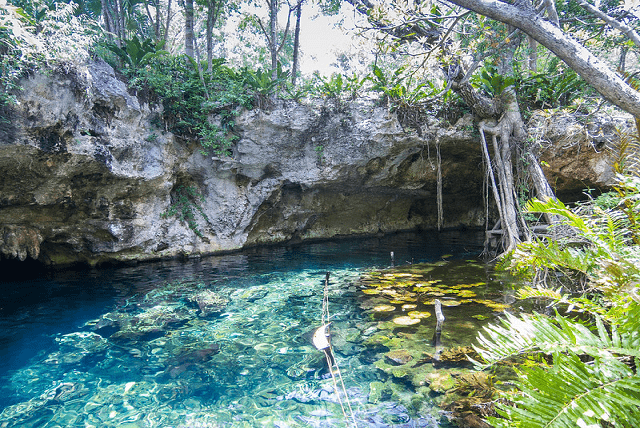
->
xmin=0 ymin=60 xmax=629 ymax=265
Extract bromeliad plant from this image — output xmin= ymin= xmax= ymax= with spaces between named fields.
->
xmin=473 ymin=167 xmax=640 ymax=427
xmin=104 ymin=36 xmax=169 ymax=69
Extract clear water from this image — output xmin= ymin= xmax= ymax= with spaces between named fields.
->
xmin=0 ymin=231 xmax=492 ymax=427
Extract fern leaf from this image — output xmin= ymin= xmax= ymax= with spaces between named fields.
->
xmin=516 ymin=285 xmax=565 ymax=301
xmin=489 ymin=352 xmax=640 ymax=428
xmin=473 ymin=311 xmax=640 ymax=369
xmin=525 ymin=198 xmax=589 ymax=233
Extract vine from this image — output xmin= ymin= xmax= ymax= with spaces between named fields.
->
xmin=161 ymin=185 xmax=210 ymax=238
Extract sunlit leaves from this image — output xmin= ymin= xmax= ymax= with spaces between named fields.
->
xmin=489 ymin=351 xmax=640 ymax=428
xmin=1 ymin=0 xmax=96 ymax=106
xmin=481 ymin=171 xmax=640 ymax=427
xmin=506 ymin=195 xmax=640 ymax=295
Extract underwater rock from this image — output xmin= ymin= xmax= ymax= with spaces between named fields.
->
xmin=109 ymin=304 xmax=193 ymax=341
xmin=373 ymin=304 xmax=396 ymax=313
xmin=392 ymin=316 xmax=421 ymax=326
xmin=407 ymin=311 xmax=431 ymax=319
xmin=56 ymin=332 xmax=108 ymax=353
xmin=188 ymin=290 xmax=229 ymax=316
xmin=45 ymin=332 xmax=109 ymax=365
xmin=232 ymin=287 xmax=269 ymax=302
xmin=281 ymin=383 xmax=341 ymax=404
xmin=368 ymin=381 xmax=392 ymax=404
xmin=426 ymin=347 xmax=478 ymax=369
xmin=164 ymin=342 xmax=220 ymax=378
xmin=454 ymin=414 xmax=493 ymax=428
xmin=385 ymin=349 xmax=413 ymax=366
xmin=440 ymin=372 xmax=497 ymax=428
xmin=424 ymin=372 xmax=456 ymax=393
xmin=42 ymin=382 xmax=90 ymax=404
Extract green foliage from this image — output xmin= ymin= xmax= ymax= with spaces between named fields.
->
xmin=105 ymin=36 xmax=169 ymax=69
xmin=477 ymin=175 xmax=640 ymax=428
xmin=161 ymin=185 xmax=210 ymax=238
xmin=476 ymin=307 xmax=640 ymax=428
xmin=494 ymin=351 xmax=640 ymax=428
xmin=314 ymin=144 xmax=324 ymax=164
xmin=314 ymin=72 xmax=365 ymax=102
xmin=515 ymin=58 xmax=592 ymax=111
xmin=283 ymin=77 xmax=315 ymax=102
xmin=470 ymin=63 xmax=514 ymax=98
xmin=243 ymin=67 xmax=280 ymax=96
xmin=126 ymin=55 xmax=256 ymax=154
xmin=508 ymin=194 xmax=640 ymax=292
xmin=1 ymin=0 xmax=96 ymax=106
xmin=367 ymin=64 xmax=442 ymax=110
xmin=242 ymin=61 xmax=289 ymax=105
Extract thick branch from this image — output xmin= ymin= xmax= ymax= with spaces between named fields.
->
xmin=449 ymin=64 xmax=502 ymax=118
xmin=447 ymin=0 xmax=640 ymax=117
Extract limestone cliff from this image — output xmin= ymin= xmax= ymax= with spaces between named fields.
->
xmin=0 ymin=60 xmax=628 ymax=265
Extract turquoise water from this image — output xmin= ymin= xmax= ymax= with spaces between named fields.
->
xmin=0 ymin=232 xmax=488 ymax=427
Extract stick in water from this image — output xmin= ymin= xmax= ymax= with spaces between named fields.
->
xmin=432 ymin=299 xmax=445 ymax=359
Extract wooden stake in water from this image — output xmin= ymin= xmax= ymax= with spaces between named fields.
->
xmin=432 ymin=299 xmax=445 ymax=360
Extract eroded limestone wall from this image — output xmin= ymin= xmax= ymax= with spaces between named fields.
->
xmin=0 ymin=60 xmax=626 ymax=265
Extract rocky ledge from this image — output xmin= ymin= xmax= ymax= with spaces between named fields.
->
xmin=0 ymin=60 xmax=632 ymax=265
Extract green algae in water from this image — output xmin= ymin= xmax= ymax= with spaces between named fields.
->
xmin=356 ymin=259 xmax=525 ymax=415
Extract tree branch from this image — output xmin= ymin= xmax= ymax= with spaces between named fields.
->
xmin=577 ymin=0 xmax=640 ymax=48
xmin=447 ymin=0 xmax=640 ymax=117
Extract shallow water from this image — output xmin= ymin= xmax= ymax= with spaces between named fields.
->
xmin=0 ymin=231 xmax=512 ymax=427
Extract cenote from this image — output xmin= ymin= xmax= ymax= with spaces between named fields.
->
xmin=0 ymin=231 xmax=518 ymax=427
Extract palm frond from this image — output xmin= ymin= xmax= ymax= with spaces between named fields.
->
xmin=473 ymin=311 xmax=640 ymax=369
xmin=489 ymin=352 xmax=640 ymax=428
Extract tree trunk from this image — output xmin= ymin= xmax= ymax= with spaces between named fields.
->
xmin=528 ymin=37 xmax=537 ymax=72
xmin=206 ymin=0 xmax=215 ymax=72
xmin=291 ymin=0 xmax=303 ymax=86
xmin=116 ymin=0 xmax=125 ymax=40
xmin=164 ymin=0 xmax=173 ymax=43
xmin=619 ymin=46 xmax=628 ymax=72
xmin=101 ymin=0 xmax=117 ymax=44
xmin=269 ymin=0 xmax=278 ymax=80
xmin=452 ymin=38 xmax=550 ymax=251
xmin=185 ymin=0 xmax=195 ymax=58
xmin=155 ymin=0 xmax=162 ymax=42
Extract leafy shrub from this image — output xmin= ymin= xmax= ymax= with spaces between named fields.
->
xmin=470 ymin=62 xmax=514 ymax=98
xmin=241 ymin=62 xmax=288 ymax=107
xmin=314 ymin=72 xmax=365 ymax=102
xmin=126 ymin=55 xmax=255 ymax=155
xmin=1 ymin=0 xmax=96 ymax=106
xmin=476 ymin=172 xmax=640 ymax=428
xmin=515 ymin=57 xmax=593 ymax=110
xmin=367 ymin=64 xmax=443 ymax=111
xmin=104 ymin=36 xmax=169 ymax=69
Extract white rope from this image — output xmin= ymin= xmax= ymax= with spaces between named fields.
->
xmin=318 ymin=272 xmax=358 ymax=428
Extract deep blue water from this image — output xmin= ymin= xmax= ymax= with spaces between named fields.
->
xmin=0 ymin=231 xmax=486 ymax=427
